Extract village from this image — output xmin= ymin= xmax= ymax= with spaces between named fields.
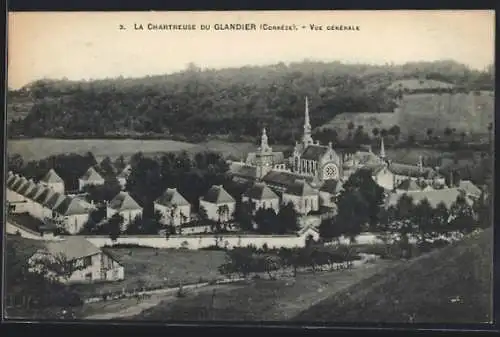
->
xmin=5 ymin=96 xmax=487 ymax=297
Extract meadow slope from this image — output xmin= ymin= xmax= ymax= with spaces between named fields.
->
xmin=318 ymin=92 xmax=494 ymax=139
xmin=292 ymin=228 xmax=493 ymax=324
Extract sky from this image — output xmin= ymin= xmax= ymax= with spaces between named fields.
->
xmin=7 ymin=10 xmax=495 ymax=89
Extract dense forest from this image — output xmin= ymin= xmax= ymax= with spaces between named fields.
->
xmin=8 ymin=60 xmax=494 ymax=144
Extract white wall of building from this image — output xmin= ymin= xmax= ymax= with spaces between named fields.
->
xmin=78 ymin=179 xmax=105 ymax=192
xmin=199 ymin=200 xmax=236 ymax=222
xmin=241 ymin=196 xmax=280 ymax=215
xmin=155 ymin=203 xmax=191 ymax=226
xmin=282 ymin=193 xmax=319 ymax=215
xmin=41 ymin=182 xmax=65 ymax=195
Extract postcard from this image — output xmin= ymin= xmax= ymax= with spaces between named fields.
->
xmin=5 ymin=10 xmax=494 ymax=325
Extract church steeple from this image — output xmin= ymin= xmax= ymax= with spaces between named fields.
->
xmin=380 ymin=136 xmax=386 ymax=159
xmin=260 ymin=127 xmax=271 ymax=153
xmin=302 ymin=96 xmax=314 ymax=146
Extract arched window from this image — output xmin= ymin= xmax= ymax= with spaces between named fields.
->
xmin=263 ymin=201 xmax=267 ymax=209
xmin=305 ymin=198 xmax=309 ymax=209
xmin=294 ymin=157 xmax=299 ymax=170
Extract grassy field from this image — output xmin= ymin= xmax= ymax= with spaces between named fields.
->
xmin=70 ymin=247 xmax=227 ymax=299
xmin=127 ymin=259 xmax=398 ymax=321
xmin=293 ymin=228 xmax=493 ymax=324
xmin=318 ymin=92 xmax=494 ymax=139
xmin=7 ymin=138 xmax=292 ymax=162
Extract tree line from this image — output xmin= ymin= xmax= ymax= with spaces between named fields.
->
xmin=8 ymin=60 xmax=493 ymax=144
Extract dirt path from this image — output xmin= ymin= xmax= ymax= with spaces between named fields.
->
xmin=83 ymin=284 xmax=244 ymax=320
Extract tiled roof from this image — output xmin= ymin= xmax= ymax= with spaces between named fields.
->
xmin=201 ymin=185 xmax=235 ymax=204
xmin=285 ymin=179 xmax=318 ymax=197
xmin=155 ymin=188 xmax=190 ymax=207
xmin=262 ymin=170 xmax=314 ymax=188
xmin=364 ymin=163 xmax=387 ymax=175
xmin=43 ymin=192 xmax=66 ymax=210
xmin=458 ymin=180 xmax=482 ymax=197
xmin=80 ymin=166 xmax=104 ymax=182
xmin=54 ymin=196 xmax=91 ymax=216
xmin=11 ymin=177 xmax=28 ymax=192
xmin=109 ymin=191 xmax=142 ymax=211
xmin=301 ymin=145 xmax=330 ymax=161
xmin=6 ymin=174 xmax=18 ymax=187
xmin=243 ymin=183 xmax=279 ymax=200
xmin=38 ymin=237 xmax=101 ymax=261
xmin=354 ymin=151 xmax=383 ymax=165
xmin=25 ymin=185 xmax=44 ymax=200
xmin=40 ymin=169 xmax=63 ymax=183
xmin=385 ymin=188 xmax=471 ymax=209
xmin=319 ymin=180 xmax=343 ymax=194
xmin=388 ymin=163 xmax=439 ymax=179
xmin=34 ymin=187 xmax=56 ymax=205
xmin=18 ymin=180 xmax=37 ymax=196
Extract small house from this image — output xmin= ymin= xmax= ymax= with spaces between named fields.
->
xmin=39 ymin=169 xmax=65 ymax=194
xmin=241 ymin=182 xmax=280 ymax=214
xmin=154 ymin=188 xmax=191 ymax=226
xmin=28 ymin=237 xmax=125 ymax=284
xmin=53 ymin=196 xmax=93 ymax=234
xmin=199 ymin=185 xmax=236 ymax=222
xmin=78 ymin=166 xmax=105 ymax=191
xmin=107 ymin=191 xmax=143 ymax=230
xmin=282 ymin=179 xmax=319 ymax=215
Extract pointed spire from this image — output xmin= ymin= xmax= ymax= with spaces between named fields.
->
xmin=260 ymin=127 xmax=271 ymax=152
xmin=380 ymin=137 xmax=386 ymax=159
xmin=302 ymin=96 xmax=313 ymax=146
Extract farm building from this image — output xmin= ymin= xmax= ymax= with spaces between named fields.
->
xmin=39 ymin=168 xmax=65 ymax=194
xmin=154 ymin=187 xmax=191 ymax=226
xmin=199 ymin=185 xmax=236 ymax=222
xmin=458 ymin=180 xmax=482 ymax=200
xmin=242 ymin=182 xmax=280 ymax=215
xmin=78 ymin=166 xmax=105 ymax=191
xmin=28 ymin=236 xmax=124 ymax=284
xmin=107 ymin=191 xmax=143 ymax=230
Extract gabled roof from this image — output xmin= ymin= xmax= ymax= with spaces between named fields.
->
xmin=54 ymin=196 xmax=91 ymax=216
xmin=17 ymin=179 xmax=36 ymax=196
xmin=108 ymin=191 xmax=142 ymax=211
xmin=385 ymin=188 xmax=471 ymax=209
xmin=6 ymin=174 xmax=18 ymax=187
xmin=319 ymin=180 xmax=343 ymax=194
xmin=36 ymin=237 xmax=101 ymax=261
xmin=40 ymin=169 xmax=63 ymax=184
xmin=285 ymin=179 xmax=318 ymax=197
xmin=243 ymin=183 xmax=279 ymax=200
xmin=43 ymin=191 xmax=66 ymax=210
xmin=301 ymin=145 xmax=330 ymax=161
xmin=12 ymin=177 xmax=29 ymax=192
xmin=354 ymin=151 xmax=383 ymax=166
xmin=201 ymin=185 xmax=235 ymax=204
xmin=262 ymin=170 xmax=314 ymax=188
xmin=25 ymin=184 xmax=44 ymax=200
xmin=155 ymin=188 xmax=190 ymax=207
xmin=80 ymin=166 xmax=104 ymax=182
xmin=396 ymin=179 xmax=422 ymax=191
xmin=34 ymin=187 xmax=56 ymax=205
xmin=388 ymin=163 xmax=439 ymax=179
xmin=458 ymin=180 xmax=482 ymax=197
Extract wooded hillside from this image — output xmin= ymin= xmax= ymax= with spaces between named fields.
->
xmin=8 ymin=60 xmax=494 ymax=143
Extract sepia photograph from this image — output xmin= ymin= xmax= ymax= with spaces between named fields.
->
xmin=4 ymin=10 xmax=495 ymax=325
